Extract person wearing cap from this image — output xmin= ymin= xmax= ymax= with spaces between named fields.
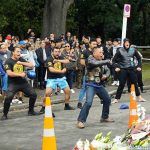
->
xmin=18 ymin=41 xmax=31 ymax=102
xmin=111 ymin=38 xmax=146 ymax=104
xmin=19 ymin=41 xmax=30 ymax=60
xmin=5 ymin=35 xmax=12 ymax=49
xmin=5 ymin=35 xmax=12 ymax=41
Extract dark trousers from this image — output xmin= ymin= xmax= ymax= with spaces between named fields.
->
xmin=115 ymin=69 xmax=140 ymax=99
xmin=37 ymin=65 xmax=46 ymax=87
xmin=76 ymin=69 xmax=84 ymax=88
xmin=78 ymin=85 xmax=111 ymax=122
xmin=110 ymin=66 xmax=118 ymax=81
xmin=127 ymin=70 xmax=144 ymax=92
xmin=136 ymin=70 xmax=143 ymax=87
xmin=66 ymin=70 xmax=74 ymax=89
xmin=112 ymin=67 xmax=118 ymax=81
xmin=3 ymin=81 xmax=37 ymax=115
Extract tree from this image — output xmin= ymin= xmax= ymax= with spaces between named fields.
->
xmin=42 ymin=0 xmax=74 ymax=37
xmin=71 ymin=0 xmax=123 ymax=40
xmin=0 ymin=0 xmax=44 ymax=38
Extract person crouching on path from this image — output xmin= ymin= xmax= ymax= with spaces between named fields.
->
xmin=1 ymin=46 xmax=38 ymax=120
xmin=77 ymin=47 xmax=114 ymax=129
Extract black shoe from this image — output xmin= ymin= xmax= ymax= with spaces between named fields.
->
xmin=28 ymin=111 xmax=39 ymax=116
xmin=100 ymin=118 xmax=115 ymax=123
xmin=64 ymin=105 xmax=75 ymax=110
xmin=39 ymin=106 xmax=45 ymax=114
xmin=19 ymin=97 xmax=24 ymax=103
xmin=55 ymin=92 xmax=58 ymax=95
xmin=141 ymin=90 xmax=146 ymax=93
xmin=52 ymin=112 xmax=55 ymax=118
xmin=77 ymin=102 xmax=82 ymax=109
xmin=39 ymin=107 xmax=55 ymax=118
xmin=1 ymin=114 xmax=8 ymax=120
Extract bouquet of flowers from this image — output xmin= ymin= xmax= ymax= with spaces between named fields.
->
xmin=73 ymin=105 xmax=150 ymax=150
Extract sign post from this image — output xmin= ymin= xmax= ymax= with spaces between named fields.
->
xmin=121 ymin=4 xmax=131 ymax=46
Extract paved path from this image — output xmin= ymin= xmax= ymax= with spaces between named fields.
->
xmin=0 ymin=88 xmax=150 ymax=150
xmin=0 ymin=85 xmax=117 ymax=112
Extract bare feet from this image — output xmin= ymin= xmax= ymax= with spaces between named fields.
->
xmin=138 ymin=98 xmax=146 ymax=102
xmin=137 ymin=96 xmax=146 ymax=102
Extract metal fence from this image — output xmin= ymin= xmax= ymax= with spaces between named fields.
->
xmin=129 ymin=146 xmax=150 ymax=150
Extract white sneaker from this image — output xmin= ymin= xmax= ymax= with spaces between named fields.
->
xmin=111 ymin=81 xmax=117 ymax=86
xmin=60 ymin=90 xmax=64 ymax=93
xmin=116 ymin=81 xmax=119 ymax=86
xmin=17 ymin=101 xmax=23 ymax=104
xmin=12 ymin=99 xmax=19 ymax=104
xmin=71 ymin=89 xmax=75 ymax=93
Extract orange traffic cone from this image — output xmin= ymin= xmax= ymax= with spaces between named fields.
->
xmin=42 ymin=97 xmax=57 ymax=150
xmin=128 ymin=84 xmax=138 ymax=128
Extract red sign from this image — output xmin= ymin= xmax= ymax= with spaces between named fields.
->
xmin=124 ymin=4 xmax=131 ymax=18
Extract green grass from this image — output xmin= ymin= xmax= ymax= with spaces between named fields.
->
xmin=141 ymin=49 xmax=150 ymax=84
xmin=142 ymin=63 xmax=150 ymax=83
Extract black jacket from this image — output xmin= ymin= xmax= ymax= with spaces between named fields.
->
xmin=112 ymin=47 xmax=141 ymax=69
xmin=86 ymin=55 xmax=110 ymax=83
xmin=36 ymin=47 xmax=51 ymax=65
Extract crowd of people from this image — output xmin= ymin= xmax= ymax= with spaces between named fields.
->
xmin=0 ymin=29 xmax=146 ymax=128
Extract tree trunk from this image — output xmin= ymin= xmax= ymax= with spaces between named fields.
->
xmin=42 ymin=0 xmax=74 ymax=38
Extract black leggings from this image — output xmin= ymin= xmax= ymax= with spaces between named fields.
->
xmin=3 ymin=81 xmax=37 ymax=115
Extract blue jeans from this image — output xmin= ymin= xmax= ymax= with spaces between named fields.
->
xmin=77 ymin=84 xmax=111 ymax=122
xmin=78 ymin=76 xmax=86 ymax=102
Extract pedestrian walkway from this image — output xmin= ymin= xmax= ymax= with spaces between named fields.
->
xmin=0 ymin=89 xmax=150 ymax=150
xmin=0 ymin=85 xmax=150 ymax=113
xmin=0 ymin=85 xmax=116 ymax=112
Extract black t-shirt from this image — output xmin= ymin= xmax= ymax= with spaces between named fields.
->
xmin=80 ymin=48 xmax=93 ymax=65
xmin=4 ymin=57 xmax=27 ymax=83
xmin=46 ymin=55 xmax=65 ymax=79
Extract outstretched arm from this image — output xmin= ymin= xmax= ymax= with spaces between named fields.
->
xmin=88 ymin=56 xmax=110 ymax=69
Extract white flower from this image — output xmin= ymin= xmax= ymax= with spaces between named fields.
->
xmin=76 ymin=139 xmax=84 ymax=150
